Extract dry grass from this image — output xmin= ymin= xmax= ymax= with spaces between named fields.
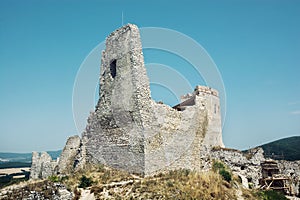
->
xmin=62 ymin=164 xmax=134 ymax=191
xmin=1 ymin=164 xmax=263 ymax=199
xmin=63 ymin=165 xmax=238 ymax=199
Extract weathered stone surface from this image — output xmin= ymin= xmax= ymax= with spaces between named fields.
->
xmin=57 ymin=187 xmax=73 ymax=200
xmin=27 ymin=25 xmax=300 ymax=200
xmin=29 ymin=152 xmax=40 ymax=180
xmin=82 ymin=24 xmax=149 ymax=175
xmin=57 ymin=135 xmax=81 ymax=175
xmin=29 ymin=25 xmax=300 ymax=196
xmin=278 ymin=160 xmax=300 ymax=196
xmin=0 ymin=181 xmax=73 ymax=200
xmin=211 ymin=148 xmax=265 ymax=188
xmin=30 ymin=151 xmax=57 ymax=179
xmin=81 ymin=24 xmax=224 ymax=176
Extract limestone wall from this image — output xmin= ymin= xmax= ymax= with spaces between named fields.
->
xmin=81 ymin=24 xmax=224 ymax=176
xmin=144 ymin=100 xmax=208 ymax=175
xmin=198 ymin=92 xmax=224 ymax=148
xmin=278 ymin=160 xmax=300 ymax=196
xmin=211 ymin=148 xmax=265 ymax=188
xmin=82 ymin=24 xmax=151 ymax=175
xmin=57 ymin=135 xmax=81 ymax=175
xmin=30 ymin=24 xmax=300 ymax=193
xmin=30 ymin=152 xmax=57 ymax=180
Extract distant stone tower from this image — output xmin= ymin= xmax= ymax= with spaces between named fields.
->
xmin=178 ymin=86 xmax=224 ymax=148
xmin=81 ymin=24 xmax=224 ymax=176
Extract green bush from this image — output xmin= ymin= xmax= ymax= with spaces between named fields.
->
xmin=257 ymin=190 xmax=288 ymax=200
xmin=212 ymin=161 xmax=225 ymax=172
xmin=212 ymin=161 xmax=232 ymax=182
xmin=48 ymin=175 xmax=60 ymax=182
xmin=219 ymin=169 xmax=232 ymax=182
xmin=78 ymin=175 xmax=93 ymax=188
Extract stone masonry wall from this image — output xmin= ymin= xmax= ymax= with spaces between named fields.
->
xmin=82 ymin=24 xmax=151 ymax=175
xmin=278 ymin=160 xmax=300 ymax=196
xmin=56 ymin=135 xmax=81 ymax=175
xmin=30 ymin=24 xmax=300 ymax=194
xmin=30 ymin=152 xmax=57 ymax=180
xmin=211 ymin=148 xmax=265 ymax=188
xmin=81 ymin=24 xmax=224 ymax=176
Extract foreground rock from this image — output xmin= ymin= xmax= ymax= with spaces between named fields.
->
xmin=30 ymin=152 xmax=57 ymax=180
xmin=0 ymin=180 xmax=72 ymax=200
xmin=57 ymin=135 xmax=81 ymax=175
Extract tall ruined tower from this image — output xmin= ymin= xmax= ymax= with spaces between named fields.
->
xmin=82 ymin=24 xmax=152 ymax=175
xmin=81 ymin=24 xmax=224 ymax=176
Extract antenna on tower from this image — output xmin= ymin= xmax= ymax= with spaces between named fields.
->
xmin=122 ymin=11 xmax=124 ymax=26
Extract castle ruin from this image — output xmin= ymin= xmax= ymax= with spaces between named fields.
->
xmin=81 ymin=24 xmax=224 ymax=176
xmin=29 ymin=24 xmax=300 ymax=196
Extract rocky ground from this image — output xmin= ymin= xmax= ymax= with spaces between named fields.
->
xmin=0 ymin=163 xmax=298 ymax=200
xmin=0 ymin=180 xmax=72 ymax=200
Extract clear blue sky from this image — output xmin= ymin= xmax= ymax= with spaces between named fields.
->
xmin=0 ymin=0 xmax=299 ymax=152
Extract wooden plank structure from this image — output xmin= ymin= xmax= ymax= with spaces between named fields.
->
xmin=259 ymin=159 xmax=291 ymax=194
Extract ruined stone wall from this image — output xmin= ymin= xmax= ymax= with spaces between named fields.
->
xmin=30 ymin=152 xmax=57 ymax=180
xmin=30 ymin=24 xmax=300 ymax=193
xmin=144 ymin=101 xmax=208 ymax=175
xmin=56 ymin=135 xmax=81 ymax=175
xmin=178 ymin=86 xmax=223 ymax=148
xmin=278 ymin=160 xmax=300 ymax=196
xmin=195 ymin=93 xmax=224 ymax=147
xmin=82 ymin=24 xmax=151 ymax=175
xmin=30 ymin=24 xmax=224 ymax=179
xmin=81 ymin=24 xmax=224 ymax=176
xmin=211 ymin=148 xmax=265 ymax=188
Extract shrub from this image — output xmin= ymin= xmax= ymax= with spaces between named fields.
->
xmin=78 ymin=175 xmax=93 ymax=188
xmin=219 ymin=169 xmax=232 ymax=182
xmin=48 ymin=175 xmax=60 ymax=182
xmin=248 ymin=182 xmax=254 ymax=189
xmin=212 ymin=160 xmax=232 ymax=182
xmin=212 ymin=161 xmax=225 ymax=172
xmin=257 ymin=190 xmax=288 ymax=200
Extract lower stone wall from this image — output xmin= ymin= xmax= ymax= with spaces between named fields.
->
xmin=210 ymin=148 xmax=300 ymax=196
xmin=30 ymin=152 xmax=57 ymax=180
xmin=30 ymin=138 xmax=300 ymax=198
xmin=210 ymin=148 xmax=265 ymax=188
xmin=57 ymin=136 xmax=81 ymax=175
xmin=144 ymin=100 xmax=208 ymax=175
xmin=278 ymin=160 xmax=300 ymax=196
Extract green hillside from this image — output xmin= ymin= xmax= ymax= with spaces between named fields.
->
xmin=259 ymin=136 xmax=300 ymax=161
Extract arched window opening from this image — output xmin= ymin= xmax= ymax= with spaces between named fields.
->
xmin=110 ymin=59 xmax=117 ymax=78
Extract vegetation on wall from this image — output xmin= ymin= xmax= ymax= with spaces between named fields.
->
xmin=212 ymin=160 xmax=232 ymax=182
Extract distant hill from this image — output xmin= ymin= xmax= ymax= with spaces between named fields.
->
xmin=0 ymin=150 xmax=61 ymax=169
xmin=258 ymin=136 xmax=300 ymax=161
